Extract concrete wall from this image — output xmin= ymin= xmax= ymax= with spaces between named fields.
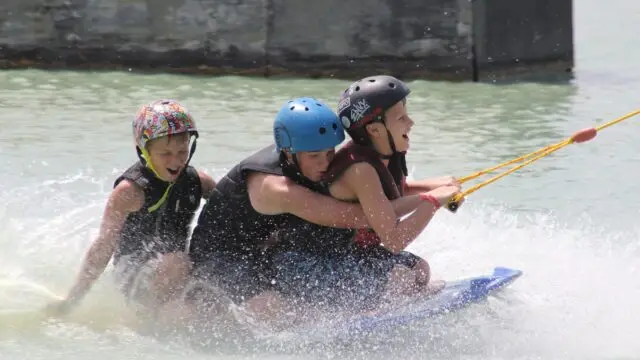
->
xmin=471 ymin=0 xmax=574 ymax=81
xmin=0 ymin=0 xmax=573 ymax=81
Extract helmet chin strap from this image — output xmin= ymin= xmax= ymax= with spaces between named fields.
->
xmin=375 ymin=124 xmax=408 ymax=179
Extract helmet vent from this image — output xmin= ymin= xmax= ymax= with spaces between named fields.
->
xmin=319 ymin=127 xmax=326 ymax=134
xmin=305 ymin=107 xmax=309 ymax=111
xmin=290 ymin=106 xmax=295 ymax=110
xmin=355 ymin=86 xmax=360 ymax=91
xmin=368 ymin=79 xmax=376 ymax=83
xmin=388 ymin=82 xmax=396 ymax=88
xmin=332 ymin=123 xmax=337 ymax=130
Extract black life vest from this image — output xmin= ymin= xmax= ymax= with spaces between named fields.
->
xmin=113 ymin=162 xmax=202 ymax=263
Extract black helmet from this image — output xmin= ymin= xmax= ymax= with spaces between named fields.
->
xmin=337 ymin=75 xmax=411 ymax=145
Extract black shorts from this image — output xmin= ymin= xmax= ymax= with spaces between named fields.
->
xmin=189 ymin=253 xmax=273 ymax=305
xmin=271 ymin=247 xmax=422 ymax=311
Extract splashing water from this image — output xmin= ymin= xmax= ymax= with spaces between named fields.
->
xmin=1 ymin=166 xmax=638 ymax=359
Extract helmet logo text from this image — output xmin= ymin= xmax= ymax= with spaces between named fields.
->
xmin=350 ymin=99 xmax=370 ymax=123
xmin=337 ymin=97 xmax=351 ymax=113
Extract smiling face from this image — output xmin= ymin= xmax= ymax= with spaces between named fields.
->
xmin=365 ymin=100 xmax=414 ymax=154
xmin=383 ymin=100 xmax=413 ymax=152
xmin=146 ymin=133 xmax=190 ymax=182
xmin=287 ymin=149 xmax=336 ymax=182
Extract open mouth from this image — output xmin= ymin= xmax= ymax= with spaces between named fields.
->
xmin=167 ymin=167 xmax=180 ymax=176
xmin=402 ymin=128 xmax=412 ymax=140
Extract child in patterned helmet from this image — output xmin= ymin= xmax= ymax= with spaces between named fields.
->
xmin=48 ymin=99 xmax=216 ymax=317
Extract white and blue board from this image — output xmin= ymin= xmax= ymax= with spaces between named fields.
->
xmin=331 ymin=267 xmax=522 ymax=335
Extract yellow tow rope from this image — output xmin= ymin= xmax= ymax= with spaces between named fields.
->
xmin=447 ymin=108 xmax=640 ymax=212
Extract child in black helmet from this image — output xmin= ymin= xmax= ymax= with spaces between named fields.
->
xmin=327 ymin=74 xmax=462 ymax=299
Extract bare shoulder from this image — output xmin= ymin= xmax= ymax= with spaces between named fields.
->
xmin=196 ymin=168 xmax=216 ymax=198
xmin=111 ymin=179 xmax=145 ymax=213
xmin=247 ymin=171 xmax=289 ymax=193
xmin=342 ymin=161 xmax=379 ymax=182
xmin=246 ymin=172 xmax=290 ymax=214
xmin=330 ymin=162 xmax=379 ymax=200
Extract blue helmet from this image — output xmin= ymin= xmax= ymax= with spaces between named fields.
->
xmin=274 ymin=97 xmax=345 ymax=154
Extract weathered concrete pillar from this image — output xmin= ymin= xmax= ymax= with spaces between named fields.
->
xmin=0 ymin=0 xmax=573 ymax=81
xmin=470 ymin=0 xmax=574 ymax=81
xmin=0 ymin=0 xmax=268 ymax=74
xmin=265 ymin=0 xmax=474 ymax=80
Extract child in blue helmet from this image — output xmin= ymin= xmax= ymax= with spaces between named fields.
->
xmin=46 ymin=100 xmax=216 ymax=317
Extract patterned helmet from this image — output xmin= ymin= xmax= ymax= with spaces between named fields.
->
xmin=133 ymin=99 xmax=198 ymax=150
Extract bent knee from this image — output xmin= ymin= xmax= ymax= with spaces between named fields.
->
xmin=413 ymin=258 xmax=431 ymax=285
xmin=387 ymin=257 xmax=432 ymax=293
xmin=156 ymin=252 xmax=192 ymax=280
xmin=388 ymin=264 xmax=416 ymax=287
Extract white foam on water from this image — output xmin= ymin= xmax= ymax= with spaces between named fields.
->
xmin=1 ymin=166 xmax=638 ymax=359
